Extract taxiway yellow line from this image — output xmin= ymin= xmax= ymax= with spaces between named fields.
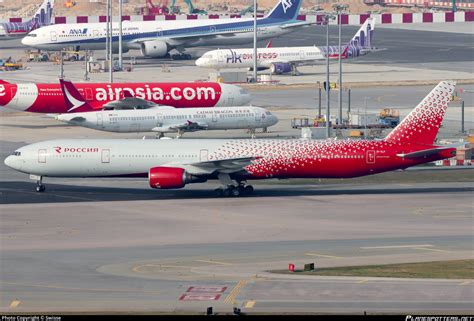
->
xmin=305 ymin=252 xmax=342 ymax=259
xmin=224 ymin=280 xmax=247 ymax=304
xmin=244 ymin=300 xmax=256 ymax=308
xmin=9 ymin=300 xmax=21 ymax=309
xmin=196 ymin=259 xmax=233 ymax=266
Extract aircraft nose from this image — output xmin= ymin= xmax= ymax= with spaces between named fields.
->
xmin=195 ymin=57 xmax=205 ymax=67
xmin=4 ymin=155 xmax=16 ymax=170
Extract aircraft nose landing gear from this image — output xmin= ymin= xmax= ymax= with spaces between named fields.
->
xmin=32 ymin=175 xmax=45 ymax=193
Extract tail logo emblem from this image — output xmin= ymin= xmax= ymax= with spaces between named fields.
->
xmin=63 ymin=84 xmax=85 ymax=112
xmin=0 ymin=85 xmax=5 ymax=96
xmin=281 ymin=0 xmax=294 ymax=13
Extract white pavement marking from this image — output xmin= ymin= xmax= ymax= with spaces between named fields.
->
xmin=360 ymin=244 xmax=433 ymax=249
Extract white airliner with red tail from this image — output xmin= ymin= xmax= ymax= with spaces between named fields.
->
xmin=0 ymin=80 xmax=251 ymax=113
xmin=196 ymin=18 xmax=376 ymax=74
xmin=5 ymin=82 xmax=457 ymax=196
xmin=56 ymin=79 xmax=278 ymax=137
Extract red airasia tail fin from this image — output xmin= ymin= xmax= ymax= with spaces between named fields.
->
xmin=384 ymin=81 xmax=455 ymax=146
xmin=59 ymin=79 xmax=94 ymax=113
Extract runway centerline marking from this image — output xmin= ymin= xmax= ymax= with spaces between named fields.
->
xmin=305 ymin=253 xmax=342 ymax=259
xmin=196 ymin=259 xmax=233 ymax=266
xmin=360 ymin=244 xmax=433 ymax=249
xmin=245 ymin=300 xmax=256 ymax=308
xmin=224 ymin=280 xmax=247 ymax=304
xmin=412 ymin=247 xmax=449 ymax=253
xmin=9 ymin=300 xmax=21 ymax=309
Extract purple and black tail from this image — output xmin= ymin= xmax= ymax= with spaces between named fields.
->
xmin=26 ymin=0 xmax=54 ymax=30
xmin=343 ymin=17 xmax=375 ymax=58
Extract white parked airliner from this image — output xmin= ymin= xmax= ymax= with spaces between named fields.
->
xmin=56 ymin=79 xmax=277 ymax=137
xmin=196 ymin=18 xmax=375 ymax=74
xmin=21 ymin=0 xmax=311 ymax=58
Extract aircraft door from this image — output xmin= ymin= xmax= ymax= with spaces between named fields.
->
xmin=96 ymin=113 xmax=103 ymax=126
xmin=101 ymin=149 xmax=110 ymax=163
xmin=366 ymin=150 xmax=376 ymax=164
xmin=156 ymin=113 xmax=163 ymax=126
xmin=38 ymin=149 xmax=47 ymax=163
xmin=50 ymin=31 xmax=57 ymax=42
xmin=200 ymin=149 xmax=208 ymax=162
xmin=217 ymin=50 xmax=224 ymax=63
xmin=255 ymin=111 xmax=261 ymax=122
xmin=299 ymin=50 xmax=305 ymax=60
xmin=212 ymin=111 xmax=217 ymax=122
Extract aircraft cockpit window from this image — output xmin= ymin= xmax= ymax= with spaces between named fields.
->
xmin=27 ymin=33 xmax=38 ymax=37
xmin=265 ymin=111 xmax=272 ymax=115
xmin=11 ymin=151 xmax=21 ymax=156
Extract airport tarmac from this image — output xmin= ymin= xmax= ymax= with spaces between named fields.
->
xmin=1 ymin=22 xmax=473 ymax=314
xmin=0 ymin=24 xmax=473 ymax=85
xmin=1 ymin=110 xmax=473 ymax=314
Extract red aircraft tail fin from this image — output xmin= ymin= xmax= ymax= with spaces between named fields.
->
xmin=59 ymin=79 xmax=94 ymax=113
xmin=0 ymin=80 xmax=10 ymax=85
xmin=384 ymin=81 xmax=455 ymax=146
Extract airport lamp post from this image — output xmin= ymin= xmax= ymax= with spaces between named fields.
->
xmin=324 ymin=14 xmax=335 ymax=139
xmin=252 ymin=0 xmax=258 ymax=83
xmin=364 ymin=96 xmax=370 ymax=138
xmin=119 ymin=0 xmax=123 ymax=70
xmin=109 ymin=0 xmax=113 ymax=83
xmin=106 ymin=0 xmax=110 ymax=61
xmin=333 ymin=4 xmax=348 ymax=125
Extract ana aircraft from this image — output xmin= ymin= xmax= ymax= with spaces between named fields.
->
xmin=196 ymin=18 xmax=376 ymax=74
xmin=0 ymin=0 xmax=54 ymax=40
xmin=21 ymin=0 xmax=311 ymax=58
xmin=56 ymin=79 xmax=278 ymax=137
xmin=0 ymin=80 xmax=251 ymax=113
xmin=5 ymin=82 xmax=456 ymax=195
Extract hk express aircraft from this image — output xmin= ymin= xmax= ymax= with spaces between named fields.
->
xmin=196 ymin=18 xmax=376 ymax=74
xmin=0 ymin=0 xmax=54 ymax=40
xmin=21 ymin=0 xmax=311 ymax=58
xmin=55 ymin=79 xmax=278 ymax=137
xmin=0 ymin=80 xmax=251 ymax=113
xmin=5 ymin=81 xmax=457 ymax=195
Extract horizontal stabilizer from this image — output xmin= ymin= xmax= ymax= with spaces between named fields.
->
xmin=396 ymin=146 xmax=456 ymax=159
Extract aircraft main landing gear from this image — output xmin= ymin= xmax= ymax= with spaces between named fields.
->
xmin=214 ymin=183 xmax=254 ymax=197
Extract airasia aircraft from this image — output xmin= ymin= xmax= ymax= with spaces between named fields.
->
xmin=0 ymin=80 xmax=251 ymax=113
xmin=5 ymin=81 xmax=457 ymax=196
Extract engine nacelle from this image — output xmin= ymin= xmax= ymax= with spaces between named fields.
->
xmin=140 ymin=40 xmax=169 ymax=58
xmin=270 ymin=63 xmax=293 ymax=74
xmin=149 ymin=167 xmax=206 ymax=189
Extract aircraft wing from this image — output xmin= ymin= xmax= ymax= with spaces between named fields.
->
xmin=164 ymin=156 xmax=261 ymax=175
xmin=102 ymin=97 xmax=159 ymax=110
xmin=280 ymin=21 xmax=316 ymax=29
xmin=152 ymin=121 xmax=209 ymax=133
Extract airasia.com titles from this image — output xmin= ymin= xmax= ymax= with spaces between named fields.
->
xmin=88 ymin=85 xmax=217 ymax=102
